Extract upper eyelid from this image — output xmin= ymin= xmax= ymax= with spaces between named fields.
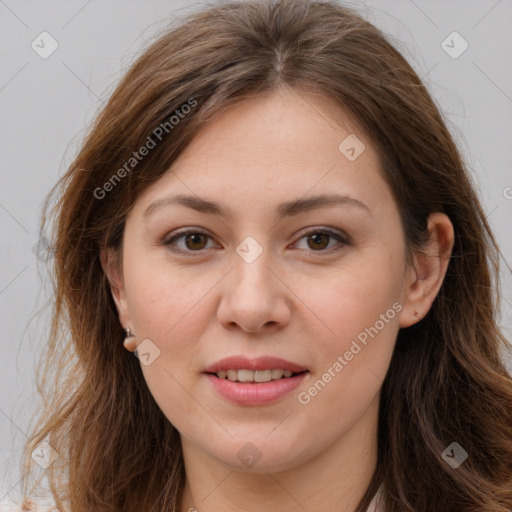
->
xmin=294 ymin=226 xmax=348 ymax=240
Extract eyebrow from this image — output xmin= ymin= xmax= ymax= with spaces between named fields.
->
xmin=143 ymin=193 xmax=370 ymax=220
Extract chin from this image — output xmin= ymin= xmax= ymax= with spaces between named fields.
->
xmin=209 ymin=437 xmax=313 ymax=474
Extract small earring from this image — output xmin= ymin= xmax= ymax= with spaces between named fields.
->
xmin=414 ymin=310 xmax=420 ymax=318
xmin=124 ymin=328 xmax=135 ymax=346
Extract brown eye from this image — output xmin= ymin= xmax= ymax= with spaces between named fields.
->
xmin=164 ymin=230 xmax=215 ymax=254
xmin=183 ymin=233 xmax=208 ymax=250
xmin=294 ymin=229 xmax=349 ymax=253
xmin=306 ymin=232 xmax=331 ymax=250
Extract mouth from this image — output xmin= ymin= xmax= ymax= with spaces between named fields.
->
xmin=206 ymin=368 xmax=309 ymax=383
xmin=202 ymin=356 xmax=310 ymax=405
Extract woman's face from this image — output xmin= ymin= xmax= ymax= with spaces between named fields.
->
xmin=110 ymin=87 xmax=418 ymax=473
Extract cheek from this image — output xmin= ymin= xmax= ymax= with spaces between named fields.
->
xmin=124 ymin=251 xmax=216 ymax=342
xmin=302 ymin=249 xmax=404 ymax=346
xmin=296 ymin=271 xmax=399 ymax=429
xmin=295 ymin=248 xmax=403 ymax=402
xmin=122 ymin=259 xmax=212 ymax=428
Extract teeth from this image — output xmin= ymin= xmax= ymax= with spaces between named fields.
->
xmin=272 ymin=369 xmax=289 ymax=379
xmin=238 ymin=369 xmax=255 ymax=382
xmin=254 ymin=370 xmax=272 ymax=382
xmin=215 ymin=369 xmax=296 ymax=382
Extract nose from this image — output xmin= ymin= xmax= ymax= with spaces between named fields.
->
xmin=216 ymin=249 xmax=291 ymax=334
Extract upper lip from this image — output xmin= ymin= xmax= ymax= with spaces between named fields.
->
xmin=203 ymin=356 xmax=308 ymax=374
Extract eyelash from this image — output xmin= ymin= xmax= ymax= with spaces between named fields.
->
xmin=162 ymin=227 xmax=350 ymax=256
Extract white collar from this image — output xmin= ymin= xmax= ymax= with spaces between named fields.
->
xmin=365 ymin=483 xmax=384 ymax=512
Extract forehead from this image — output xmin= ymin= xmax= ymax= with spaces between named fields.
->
xmin=177 ymin=88 xmax=369 ymax=165
xmin=134 ymin=88 xmax=393 ymax=220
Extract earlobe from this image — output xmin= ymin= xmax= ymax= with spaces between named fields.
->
xmin=100 ymin=246 xmax=133 ymax=340
xmin=399 ymin=213 xmax=454 ymax=328
xmin=123 ymin=327 xmax=137 ymax=352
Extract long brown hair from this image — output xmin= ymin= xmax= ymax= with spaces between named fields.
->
xmin=20 ymin=0 xmax=512 ymax=510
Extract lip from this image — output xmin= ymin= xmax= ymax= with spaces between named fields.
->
xmin=203 ymin=356 xmax=310 ymax=406
xmin=203 ymin=355 xmax=308 ymax=373
xmin=205 ymin=372 xmax=309 ymax=406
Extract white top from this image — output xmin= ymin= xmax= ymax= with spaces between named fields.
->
xmin=0 ymin=498 xmax=57 ymax=511
xmin=0 ymin=485 xmax=384 ymax=511
xmin=367 ymin=484 xmax=385 ymax=512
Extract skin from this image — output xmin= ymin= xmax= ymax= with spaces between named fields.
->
xmin=101 ymin=86 xmax=454 ymax=512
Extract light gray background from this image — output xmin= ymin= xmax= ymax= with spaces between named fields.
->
xmin=1 ymin=0 xmax=511 ymax=500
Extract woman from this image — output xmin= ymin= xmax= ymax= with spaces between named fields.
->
xmin=13 ymin=0 xmax=512 ymax=511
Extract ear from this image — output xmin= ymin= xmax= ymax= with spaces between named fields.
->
xmin=399 ymin=212 xmax=454 ymax=328
xmin=100 ymin=246 xmax=136 ymax=351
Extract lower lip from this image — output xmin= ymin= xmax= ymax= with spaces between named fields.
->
xmin=204 ymin=372 xmax=309 ymax=406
